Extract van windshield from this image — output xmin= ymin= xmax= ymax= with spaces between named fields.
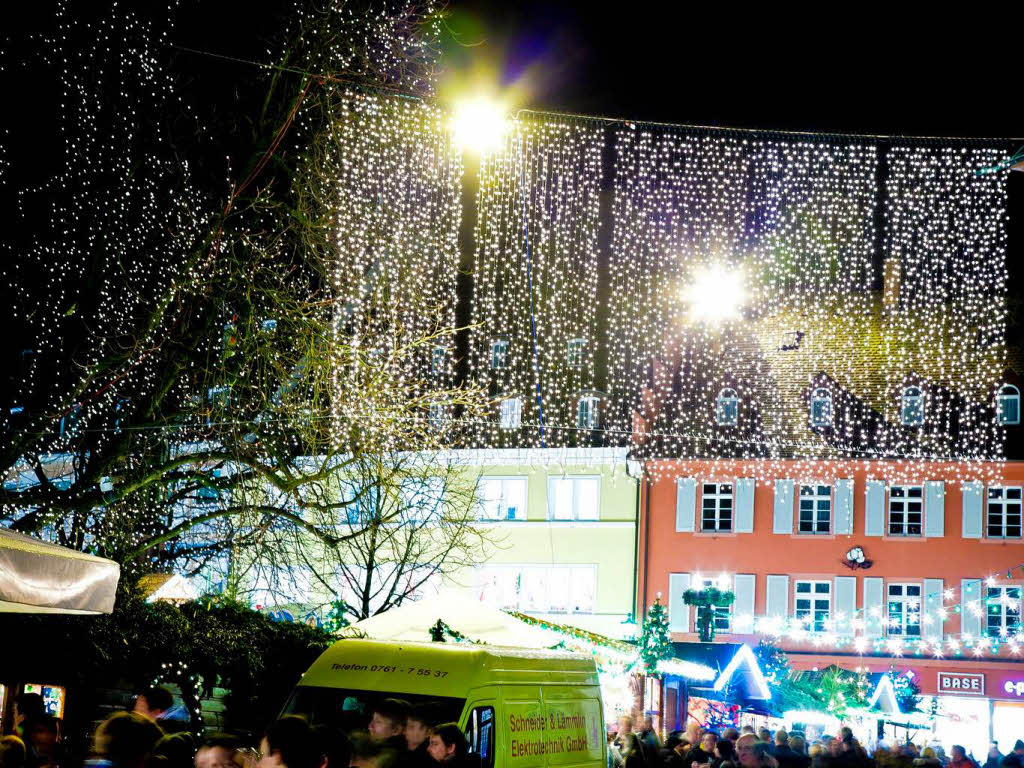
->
xmin=283 ymin=686 xmax=467 ymax=731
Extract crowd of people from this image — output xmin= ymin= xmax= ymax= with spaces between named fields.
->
xmin=608 ymin=716 xmax=1024 ymax=768
xmin=0 ymin=688 xmax=471 ymax=768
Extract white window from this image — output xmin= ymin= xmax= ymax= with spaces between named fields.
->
xmin=810 ymin=388 xmax=832 ymax=427
xmin=491 ymin=339 xmax=510 ymax=370
xmin=474 ymin=564 xmax=596 ymax=614
xmin=901 ymin=386 xmax=925 ymax=426
xmin=499 ymin=397 xmax=522 ymax=430
xmin=478 ymin=477 xmax=528 ymax=521
xmin=701 ymin=482 xmax=733 ymax=532
xmin=428 ymin=402 xmax=445 ymax=430
xmin=997 ymin=385 xmax=1020 ymax=426
xmin=401 ymin=477 xmax=445 ymax=523
xmin=567 ymin=338 xmax=586 ymax=367
xmin=577 ymin=395 xmax=600 ymax=429
xmin=987 ymin=487 xmax=1023 ymax=539
xmin=888 ymin=485 xmax=923 ymax=536
xmin=548 ymin=476 xmax=600 ymax=521
xmin=716 ymin=388 xmax=739 ymax=426
xmin=795 ymin=580 xmax=831 ymax=632
xmin=985 ymin=586 xmax=1022 ymax=639
xmin=699 ymin=577 xmax=732 ymax=633
xmin=798 ymin=484 xmax=831 ymax=534
xmin=431 ymin=346 xmax=447 ymax=375
xmin=886 ymin=583 xmax=922 ymax=637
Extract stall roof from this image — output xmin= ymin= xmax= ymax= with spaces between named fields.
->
xmin=670 ymin=642 xmax=772 ymax=701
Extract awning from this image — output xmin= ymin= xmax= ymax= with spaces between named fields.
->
xmin=0 ymin=527 xmax=120 ymax=614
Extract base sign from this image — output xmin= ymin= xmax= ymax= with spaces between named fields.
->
xmin=937 ymin=672 xmax=985 ymax=696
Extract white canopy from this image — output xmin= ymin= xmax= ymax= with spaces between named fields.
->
xmin=0 ymin=527 xmax=120 ymax=614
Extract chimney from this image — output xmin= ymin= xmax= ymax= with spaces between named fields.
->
xmin=883 ymin=257 xmax=901 ymax=312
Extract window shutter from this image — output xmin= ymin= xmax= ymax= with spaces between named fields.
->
xmin=675 ymin=478 xmax=697 ymax=532
xmin=924 ymin=481 xmax=945 ymax=538
xmin=765 ymin=575 xmax=790 ymax=618
xmin=834 ymin=479 xmax=854 ymax=535
xmin=732 ymin=574 xmax=756 ymax=634
xmin=668 ymin=573 xmax=691 ymax=633
xmin=961 ymin=578 xmax=982 ymax=637
xmin=735 ymin=478 xmax=755 ymax=533
xmin=865 ymin=480 xmax=885 ymax=537
xmin=923 ymin=578 xmax=944 ymax=641
xmin=773 ymin=480 xmax=794 ymax=534
xmin=863 ymin=577 xmax=884 ymax=638
xmin=833 ymin=576 xmax=857 ymax=635
xmin=962 ymin=481 xmax=983 ymax=539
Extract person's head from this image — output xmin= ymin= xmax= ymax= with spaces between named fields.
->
xmin=153 ymin=733 xmax=196 ymax=768
xmin=808 ymin=745 xmax=824 ymax=761
xmin=23 ymin=716 xmax=59 ymax=755
xmin=1014 ymin=741 xmax=1024 ymax=756
xmin=619 ymin=716 xmax=634 ymax=737
xmin=701 ymin=733 xmax=719 ymax=754
xmin=736 ymin=735 xmax=758 ymax=768
xmin=0 ymin=736 xmax=27 ymax=768
xmin=643 ymin=717 xmax=654 ymax=733
xmin=312 ymin=725 xmax=350 ymax=768
xmin=369 ymin=700 xmax=409 ymax=742
xmin=752 ymin=743 xmax=777 ymax=768
xmin=723 ymin=729 xmax=740 ymax=744
xmin=740 ymin=727 xmax=755 ymax=737
xmin=94 ymin=711 xmax=165 ymax=768
xmin=665 ymin=734 xmax=684 ymax=752
xmin=827 ymin=738 xmax=842 ymax=757
xmin=134 ymin=687 xmax=175 ymax=721
xmin=346 ymin=734 xmax=383 ymax=768
xmin=922 ymin=748 xmax=936 ymax=761
xmin=838 ymin=728 xmax=852 ymax=742
xmin=405 ymin=705 xmax=436 ymax=752
xmin=717 ymin=740 xmax=737 ymax=764
xmin=757 ymin=729 xmax=770 ymax=743
xmin=260 ymin=716 xmax=319 ymax=768
xmin=427 ymin=724 xmax=466 ymax=765
xmin=952 ymin=747 xmax=966 ymax=761
xmin=789 ymin=737 xmax=805 ymax=756
xmin=195 ymin=735 xmax=242 ymax=768
xmin=774 ymin=731 xmax=788 ymax=747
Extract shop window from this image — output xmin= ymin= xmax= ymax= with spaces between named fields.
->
xmin=886 ymin=583 xmax=922 ymax=637
xmin=798 ymin=484 xmax=831 ymax=534
xmin=567 ymin=338 xmax=586 ymax=368
xmin=548 ymin=476 xmax=600 ymax=521
xmin=888 ymin=485 xmax=923 ymax=536
xmin=466 ymin=706 xmax=496 ymax=768
xmin=985 ymin=586 xmax=1022 ymax=639
xmin=997 ymin=385 xmax=1021 ymax=426
xmin=701 ymin=482 xmax=733 ymax=532
xmin=699 ymin=577 xmax=732 ymax=633
xmin=795 ymin=580 xmax=831 ymax=632
xmin=491 ymin=339 xmax=509 ymax=370
xmin=810 ymin=388 xmax=832 ymax=428
xmin=901 ymin=386 xmax=925 ymax=426
xmin=986 ymin=487 xmax=1022 ymax=539
xmin=716 ymin=388 xmax=739 ymax=426
xmin=478 ymin=477 xmax=527 ymax=521
xmin=499 ymin=397 xmax=522 ymax=430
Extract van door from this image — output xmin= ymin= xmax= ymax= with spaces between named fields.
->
xmin=539 ymin=686 xmax=605 ymax=768
xmin=465 ymin=701 xmax=497 ymax=768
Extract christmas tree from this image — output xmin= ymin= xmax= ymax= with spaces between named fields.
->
xmin=639 ymin=597 xmax=673 ymax=675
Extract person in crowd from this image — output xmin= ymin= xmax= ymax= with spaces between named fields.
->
xmin=659 ymin=733 xmax=688 ymax=768
xmin=683 ymin=731 xmax=717 ymax=768
xmin=195 ymin=735 xmax=243 ymax=768
xmin=915 ymin=747 xmax=942 ymax=768
xmin=788 ymin=737 xmax=809 ymax=764
xmin=258 ymin=716 xmax=319 ymax=768
xmin=715 ymin=739 xmax=739 ymax=768
xmin=368 ymin=700 xmax=411 ymax=758
xmin=613 ymin=718 xmax=635 ymax=766
xmin=639 ymin=717 xmax=662 ymax=764
xmin=686 ymin=725 xmax=703 ymax=751
xmin=21 ymin=715 xmax=60 ymax=768
xmin=348 ymin=735 xmax=390 ymax=768
xmin=313 ymin=725 xmax=351 ymax=768
xmin=757 ymin=732 xmax=771 ymax=747
xmin=0 ymin=736 xmax=27 ymax=768
xmin=736 ymin=736 xmax=775 ymax=768
xmin=986 ymin=746 xmax=1005 ymax=768
xmin=950 ymin=746 xmax=977 ymax=768
xmin=133 ymin=688 xmax=190 ymax=735
xmin=722 ymin=731 xmax=740 ymax=745
xmin=425 ymin=724 xmax=467 ymax=768
xmin=13 ymin=695 xmax=46 ymax=740
xmin=89 ymin=712 xmax=165 ymax=768
xmin=403 ymin=705 xmax=437 ymax=768
xmin=153 ymin=733 xmax=196 ymax=768
xmin=740 ymin=729 xmax=755 ymax=738
xmin=807 ymin=745 xmax=826 ymax=768
xmin=1002 ymin=743 xmax=1024 ymax=768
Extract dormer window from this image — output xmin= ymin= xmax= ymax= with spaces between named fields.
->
xmin=577 ymin=395 xmax=600 ymax=429
xmin=428 ymin=403 xmax=445 ymax=429
xmin=491 ymin=339 xmax=510 ymax=370
xmin=810 ymin=388 xmax=832 ymax=428
xmin=901 ymin=386 xmax=924 ymax=426
xmin=499 ymin=397 xmax=522 ymax=430
xmin=715 ymin=387 xmax=739 ymax=426
xmin=997 ymin=384 xmax=1020 ymax=426
xmin=431 ymin=346 xmax=447 ymax=375
xmin=780 ymin=331 xmax=805 ymax=351
xmin=567 ymin=338 xmax=586 ymax=368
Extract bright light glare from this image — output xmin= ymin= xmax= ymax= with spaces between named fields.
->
xmin=682 ymin=264 xmax=746 ymax=323
xmin=453 ymin=99 xmax=507 ymax=154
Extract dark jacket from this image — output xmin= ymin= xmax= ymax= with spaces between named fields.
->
xmin=774 ymin=745 xmax=811 ymax=768
xmin=1002 ymin=756 xmax=1024 ymax=768
xmin=682 ymin=748 xmax=716 ymax=768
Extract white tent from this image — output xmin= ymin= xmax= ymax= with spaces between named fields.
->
xmin=0 ymin=527 xmax=120 ymax=614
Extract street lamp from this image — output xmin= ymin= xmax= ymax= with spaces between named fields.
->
xmin=681 ymin=263 xmax=746 ymax=323
xmin=453 ymin=98 xmax=507 ymax=154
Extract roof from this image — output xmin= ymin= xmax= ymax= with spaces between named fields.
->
xmin=137 ymin=573 xmax=197 ymax=603
xmin=669 ymin=642 xmax=771 ymax=701
xmin=298 ymin=638 xmax=599 ymax=695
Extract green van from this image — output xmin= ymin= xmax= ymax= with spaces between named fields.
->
xmin=283 ymin=638 xmax=607 ymax=768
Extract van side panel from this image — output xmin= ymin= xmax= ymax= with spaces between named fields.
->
xmin=501 ymin=685 xmax=544 ymax=768
xmin=539 ymin=686 xmax=605 ymax=768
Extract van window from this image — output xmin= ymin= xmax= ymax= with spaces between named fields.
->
xmin=283 ymin=686 xmax=465 ymax=731
xmin=467 ymin=706 xmax=495 ymax=768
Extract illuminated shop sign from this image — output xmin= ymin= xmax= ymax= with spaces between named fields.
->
xmin=937 ymin=672 xmax=985 ymax=696
xmin=1004 ymin=680 xmax=1024 ymax=697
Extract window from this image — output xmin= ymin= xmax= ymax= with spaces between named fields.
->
xmin=577 ymin=395 xmax=600 ymax=429
xmin=431 ymin=346 xmax=447 ymax=375
xmin=810 ymin=388 xmax=832 ymax=427
xmin=401 ymin=477 xmax=445 ymax=523
xmin=886 ymin=583 xmax=922 ymax=637
xmin=467 ymin=706 xmax=496 ymax=768
xmin=699 ymin=577 xmax=732 ymax=633
xmin=474 ymin=564 xmax=596 ymax=614
xmin=478 ymin=477 xmax=527 ymax=521
xmin=491 ymin=339 xmax=509 ymax=370
xmin=716 ymin=388 xmax=739 ymax=426
xmin=548 ymin=476 xmax=600 ymax=521
xmin=498 ymin=397 xmax=522 ymax=430
xmin=428 ymin=403 xmax=445 ymax=430
xmin=567 ymin=338 xmax=586 ymax=367
xmin=780 ymin=331 xmax=805 ymax=351
xmin=986 ymin=586 xmax=1022 ymax=639
xmin=987 ymin=487 xmax=1023 ymax=539
xmin=997 ymin=385 xmax=1020 ymax=426
xmin=343 ymin=485 xmax=379 ymax=526
xmin=795 ymin=581 xmax=831 ymax=632
xmin=798 ymin=484 xmax=831 ymax=534
xmin=701 ymin=483 xmax=733 ymax=532
xmin=888 ymin=486 xmax=923 ymax=536
xmin=901 ymin=386 xmax=925 ymax=426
